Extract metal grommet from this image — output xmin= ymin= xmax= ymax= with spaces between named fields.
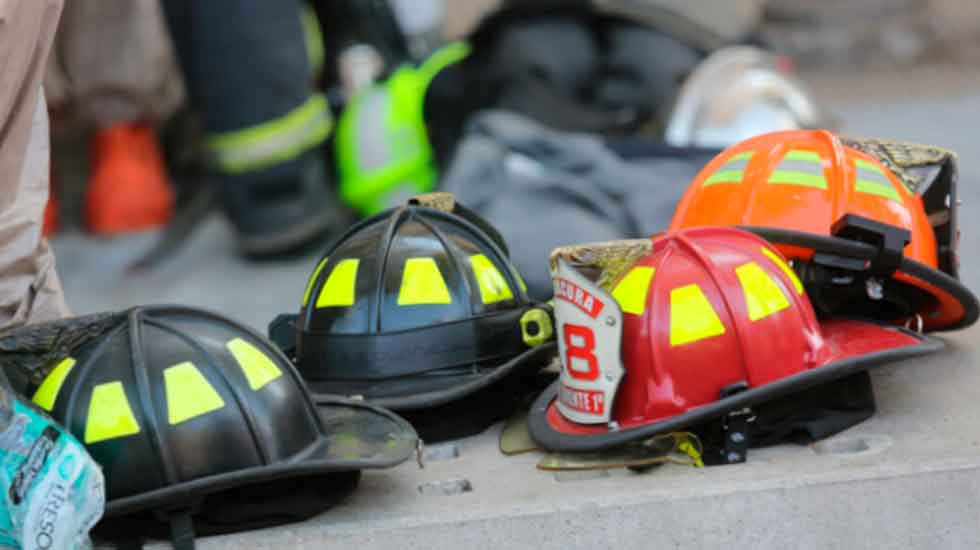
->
xmin=904 ymin=314 xmax=923 ymax=334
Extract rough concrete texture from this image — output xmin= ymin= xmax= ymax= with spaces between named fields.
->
xmin=139 ymin=330 xmax=980 ymax=550
xmin=64 ymin=69 xmax=980 ymax=549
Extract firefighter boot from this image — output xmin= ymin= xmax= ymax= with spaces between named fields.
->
xmin=218 ymin=148 xmax=348 ymax=258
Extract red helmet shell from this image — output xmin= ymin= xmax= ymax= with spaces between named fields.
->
xmin=611 ymin=227 xmax=822 ymax=429
xmin=541 ymin=227 xmax=934 ymax=443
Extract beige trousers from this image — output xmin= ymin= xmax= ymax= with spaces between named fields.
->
xmin=45 ymin=0 xmax=184 ymax=127
xmin=0 ymin=0 xmax=70 ymax=329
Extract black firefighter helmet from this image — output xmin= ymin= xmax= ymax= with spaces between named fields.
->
xmin=272 ymin=193 xmax=557 ymax=441
xmin=7 ymin=306 xmax=416 ymax=550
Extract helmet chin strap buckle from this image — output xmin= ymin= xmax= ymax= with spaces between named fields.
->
xmin=718 ymin=382 xmax=754 ymax=465
xmin=721 ymin=409 xmax=754 ymax=465
xmin=829 ymin=214 xmax=911 ymax=276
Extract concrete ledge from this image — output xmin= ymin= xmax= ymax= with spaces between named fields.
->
xmin=161 ymin=329 xmax=980 ymax=550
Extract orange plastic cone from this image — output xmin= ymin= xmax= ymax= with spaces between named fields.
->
xmin=85 ymin=123 xmax=174 ymax=235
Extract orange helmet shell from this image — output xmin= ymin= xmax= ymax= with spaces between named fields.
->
xmin=669 ymin=130 xmax=975 ymax=330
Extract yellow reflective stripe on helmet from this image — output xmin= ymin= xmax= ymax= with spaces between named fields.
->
xmin=703 ymin=151 xmax=753 ymax=187
xmin=784 ymin=150 xmax=822 ymax=162
xmin=398 ymin=257 xmax=452 ymax=305
xmin=226 ymin=338 xmax=283 ymax=391
xmin=611 ymin=267 xmax=655 ymax=315
xmin=32 ymin=357 xmax=76 ymax=411
xmin=854 ymin=159 xmax=903 ymax=202
xmin=735 ymin=262 xmax=791 ymax=321
xmin=767 ymin=170 xmax=827 ymax=189
xmin=703 ymin=170 xmax=744 ymax=186
xmin=85 ymin=382 xmax=141 ymax=444
xmin=317 ymin=258 xmax=360 ymax=308
xmin=302 ymin=257 xmax=330 ymax=306
xmin=856 ymin=179 xmax=902 ymax=202
xmin=857 ymin=158 xmax=911 ymax=194
xmin=520 ymin=308 xmax=554 ymax=347
xmin=206 ymin=94 xmax=333 ymax=174
xmin=669 ymin=284 xmax=726 ymax=346
xmin=855 ymin=158 xmax=886 ymax=174
xmin=761 ymin=247 xmax=804 ymax=295
xmin=768 ymin=149 xmax=828 ymax=189
xmin=469 ymin=253 xmax=514 ymax=304
xmin=164 ymin=362 xmax=226 ymax=426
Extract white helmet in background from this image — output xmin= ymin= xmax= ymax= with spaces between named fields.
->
xmin=664 ymin=46 xmax=827 ymax=148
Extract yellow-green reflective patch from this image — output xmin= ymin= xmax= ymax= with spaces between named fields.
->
xmin=611 ymin=267 xmax=655 ymax=315
xmin=226 ymin=338 xmax=283 ymax=391
xmin=735 ymin=262 xmax=791 ymax=321
xmin=317 ymin=258 xmax=359 ymax=308
xmin=469 ymin=254 xmax=514 ymax=304
xmin=761 ymin=247 xmax=803 ymax=295
xmin=164 ymin=362 xmax=226 ymax=426
xmin=398 ymin=257 xmax=452 ymax=305
xmin=855 ymin=158 xmax=886 ymax=174
xmin=856 ymin=179 xmax=902 ymax=202
xmin=783 ymin=150 xmax=822 ymax=162
xmin=32 ymin=357 xmax=76 ymax=411
xmin=703 ymin=151 xmax=753 ymax=187
xmin=302 ymin=257 xmax=329 ymax=306
xmin=767 ymin=171 xmax=827 ymax=190
xmin=670 ymin=284 xmax=726 ymax=346
xmin=85 ymin=382 xmax=141 ymax=444
xmin=703 ymin=170 xmax=744 ymax=187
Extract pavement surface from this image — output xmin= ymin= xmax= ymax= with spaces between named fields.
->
xmin=57 ymin=66 xmax=980 ymax=549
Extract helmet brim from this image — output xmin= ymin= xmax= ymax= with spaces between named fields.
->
xmin=105 ymin=397 xmax=417 ymax=517
xmin=528 ymin=320 xmax=941 ymax=452
xmin=307 ymin=341 xmax=558 ymax=411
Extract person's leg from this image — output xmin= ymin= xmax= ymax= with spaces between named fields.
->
xmin=0 ymin=0 xmax=71 ymax=328
xmin=162 ymin=0 xmax=344 ymax=256
xmin=49 ymin=0 xmax=179 ymax=235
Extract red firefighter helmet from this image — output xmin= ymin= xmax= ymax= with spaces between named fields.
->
xmin=669 ymin=129 xmax=976 ymax=331
xmin=528 ymin=227 xmax=940 ymax=452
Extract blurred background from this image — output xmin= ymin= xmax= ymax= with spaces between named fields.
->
xmin=44 ymin=0 xmax=980 ymax=331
